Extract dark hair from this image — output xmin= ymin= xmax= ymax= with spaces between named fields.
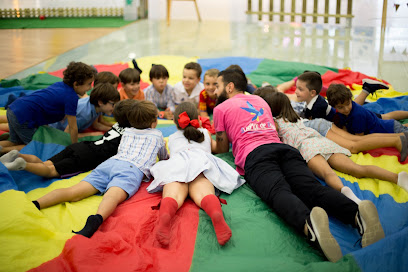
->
xmin=94 ymin=71 xmax=119 ymax=86
xmin=253 ymin=85 xmax=278 ymax=97
xmin=262 ymin=92 xmax=300 ymax=123
xmin=184 ymin=62 xmax=202 ymax=78
xmin=113 ymin=99 xmax=138 ymax=128
xmin=119 ymin=68 xmax=140 ymax=84
xmin=174 ymin=102 xmax=204 ymax=143
xmin=89 ymin=83 xmax=120 ymax=106
xmin=127 ymin=100 xmax=158 ymax=129
xmin=218 ymin=69 xmax=247 ymax=93
xmin=62 ymin=61 xmax=96 ymax=87
xmin=226 ymin=64 xmax=244 ymax=73
xmin=149 ymin=64 xmax=169 ymax=81
xmin=326 ymin=84 xmax=353 ymax=107
xmin=297 ymin=71 xmax=323 ymax=94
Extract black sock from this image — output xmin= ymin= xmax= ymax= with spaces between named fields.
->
xmin=132 ymin=59 xmax=143 ymax=74
xmin=32 ymin=200 xmax=40 ymax=210
xmin=72 ymin=214 xmax=103 ymax=238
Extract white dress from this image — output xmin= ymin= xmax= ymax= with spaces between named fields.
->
xmin=147 ymin=128 xmax=245 ymax=194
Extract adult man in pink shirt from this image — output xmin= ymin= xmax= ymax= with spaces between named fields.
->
xmin=212 ymin=69 xmax=385 ymax=263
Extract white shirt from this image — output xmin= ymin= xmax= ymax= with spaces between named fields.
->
xmin=171 ymin=81 xmax=204 ymax=106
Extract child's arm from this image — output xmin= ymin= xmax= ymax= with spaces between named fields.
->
xmin=91 ymin=115 xmax=113 ymax=132
xmin=66 ymin=115 xmax=78 ymax=143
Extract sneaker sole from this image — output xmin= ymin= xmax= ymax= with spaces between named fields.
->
xmin=362 ymin=79 xmax=389 ymax=89
xmin=359 ymin=201 xmax=385 ymax=248
xmin=310 ymin=207 xmax=343 ymax=263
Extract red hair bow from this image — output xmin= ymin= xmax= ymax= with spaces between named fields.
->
xmin=178 ymin=111 xmax=200 ymax=129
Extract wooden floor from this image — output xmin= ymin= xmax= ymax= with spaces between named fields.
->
xmin=0 ymin=28 xmax=118 ymax=79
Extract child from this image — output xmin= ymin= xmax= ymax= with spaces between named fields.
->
xmin=144 ymin=64 xmax=175 ymax=120
xmin=255 ymin=86 xmax=408 ymax=162
xmin=0 ymin=61 xmax=95 ymax=154
xmin=295 ymin=72 xmax=408 ymax=122
xmin=263 ymin=91 xmax=408 ymax=201
xmin=49 ymin=83 xmax=120 ymax=134
xmin=30 ymin=100 xmax=168 ymax=238
xmin=118 ymin=68 xmax=144 ymax=101
xmin=1 ymin=99 xmax=137 ymax=178
xmin=147 ymin=102 xmax=244 ymax=246
xmin=172 ymin=62 xmax=204 ymax=106
xmin=94 ymin=71 xmax=120 ymax=90
xmin=199 ymin=68 xmax=219 ymax=119
xmin=327 ymin=84 xmax=408 ymax=135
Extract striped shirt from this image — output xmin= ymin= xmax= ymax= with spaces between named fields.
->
xmin=112 ymin=127 xmax=169 ymax=180
xmin=144 ymin=84 xmax=175 ymax=112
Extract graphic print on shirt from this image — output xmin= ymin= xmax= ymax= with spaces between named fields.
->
xmin=240 ymin=101 xmax=264 ymax=121
xmin=94 ymin=123 xmax=125 ymax=145
xmin=240 ymin=101 xmax=274 ymax=133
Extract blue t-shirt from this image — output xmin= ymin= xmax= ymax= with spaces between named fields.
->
xmin=9 ymin=82 xmax=78 ymax=128
xmin=335 ymin=101 xmax=394 ymax=134
xmin=49 ymin=97 xmax=99 ymax=132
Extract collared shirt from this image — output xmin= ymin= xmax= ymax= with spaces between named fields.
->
xmin=144 ymin=84 xmax=175 ymax=112
xmin=303 ymin=95 xmax=335 ymax=121
xmin=171 ymin=81 xmax=204 ymax=106
xmin=119 ymin=87 xmax=145 ymax=101
xmin=112 ymin=127 xmax=169 ymax=180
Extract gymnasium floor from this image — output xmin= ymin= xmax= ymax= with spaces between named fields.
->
xmin=1 ymin=14 xmax=408 ymax=91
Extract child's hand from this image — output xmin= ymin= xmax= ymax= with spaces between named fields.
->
xmin=164 ymin=108 xmax=174 ymax=120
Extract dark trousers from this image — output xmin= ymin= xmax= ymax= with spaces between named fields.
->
xmin=244 ymin=143 xmax=358 ymax=233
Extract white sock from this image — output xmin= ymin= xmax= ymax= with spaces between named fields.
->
xmin=4 ymin=157 xmax=26 ymax=171
xmin=397 ymin=172 xmax=408 ymax=192
xmin=0 ymin=150 xmax=20 ymax=164
xmin=341 ymin=186 xmax=361 ymax=204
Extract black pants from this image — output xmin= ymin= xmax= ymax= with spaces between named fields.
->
xmin=244 ymin=143 xmax=358 ymax=233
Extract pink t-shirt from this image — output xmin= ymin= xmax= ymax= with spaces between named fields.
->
xmin=213 ymin=94 xmax=281 ymax=175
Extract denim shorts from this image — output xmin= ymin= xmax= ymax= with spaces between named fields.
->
xmin=84 ymin=158 xmax=144 ymax=199
xmin=303 ymin=118 xmax=333 ymax=137
xmin=393 ymin=120 xmax=408 ymax=133
xmin=7 ymin=109 xmax=37 ymax=144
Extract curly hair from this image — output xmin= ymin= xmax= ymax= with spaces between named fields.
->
xmin=62 ymin=61 xmax=96 ymax=87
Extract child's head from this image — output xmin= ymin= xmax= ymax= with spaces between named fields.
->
xmin=174 ymin=102 xmax=204 ymax=143
xmin=326 ymin=84 xmax=353 ymax=116
xmin=253 ymin=85 xmax=278 ymax=97
xmin=63 ymin=61 xmax=96 ymax=96
xmin=149 ymin=64 xmax=169 ymax=93
xmin=295 ymin=71 xmax=323 ymax=103
xmin=94 ymin=71 xmax=120 ymax=89
xmin=119 ymin=68 xmax=141 ymax=97
xmin=257 ymin=91 xmax=300 ymax=123
xmin=182 ymin=62 xmax=202 ymax=93
xmin=127 ymin=100 xmax=158 ymax=129
xmin=113 ymin=99 xmax=138 ymax=128
xmin=203 ymin=69 xmax=220 ymax=98
xmin=90 ymin=83 xmax=121 ymax=116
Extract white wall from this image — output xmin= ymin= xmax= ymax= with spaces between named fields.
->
xmin=148 ymin=0 xmax=248 ymax=21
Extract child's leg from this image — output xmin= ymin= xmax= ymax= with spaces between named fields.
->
xmin=381 ymin=111 xmax=408 ymax=121
xmin=0 ymin=123 xmax=9 ymax=132
xmin=36 ymin=181 xmax=98 ymax=209
xmin=189 ymin=173 xmax=232 ymax=245
xmin=327 ymin=125 xmax=404 ymax=154
xmin=155 ymin=182 xmax=189 ymax=246
xmin=73 ymin=186 xmax=128 ymax=238
xmin=328 ymin=153 xmax=398 ymax=184
xmin=0 ymin=141 xmax=24 ymax=154
xmin=307 ymin=155 xmax=361 ymax=204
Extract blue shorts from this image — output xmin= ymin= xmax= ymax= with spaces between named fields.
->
xmin=7 ymin=109 xmax=37 ymax=144
xmin=303 ymin=118 xmax=333 ymax=137
xmin=84 ymin=158 xmax=144 ymax=199
xmin=394 ymin=120 xmax=408 ymax=133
